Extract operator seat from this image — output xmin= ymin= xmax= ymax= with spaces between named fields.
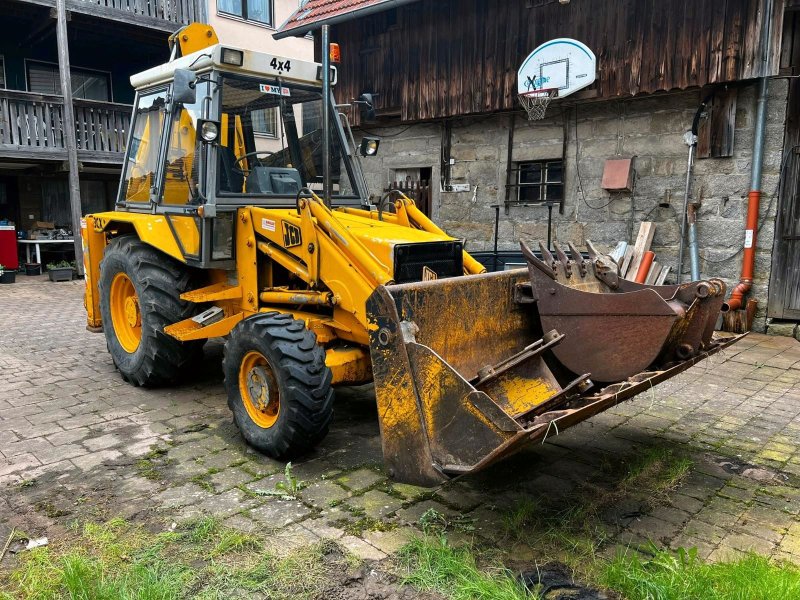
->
xmin=218 ymin=146 xmax=244 ymax=193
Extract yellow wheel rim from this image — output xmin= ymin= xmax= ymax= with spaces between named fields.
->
xmin=110 ymin=272 xmax=141 ymax=353
xmin=239 ymin=351 xmax=280 ymax=429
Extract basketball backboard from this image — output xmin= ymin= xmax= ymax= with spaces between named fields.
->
xmin=517 ymin=38 xmax=597 ymax=97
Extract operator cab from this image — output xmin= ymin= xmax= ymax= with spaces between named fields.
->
xmin=116 ymin=42 xmax=370 ymax=267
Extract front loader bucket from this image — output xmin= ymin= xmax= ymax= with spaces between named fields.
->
xmin=367 ymin=266 xmax=741 ymax=487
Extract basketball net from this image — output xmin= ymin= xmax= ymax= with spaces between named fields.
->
xmin=519 ymin=89 xmax=557 ymax=121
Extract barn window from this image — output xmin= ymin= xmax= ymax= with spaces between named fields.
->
xmin=513 ymin=159 xmax=563 ymax=205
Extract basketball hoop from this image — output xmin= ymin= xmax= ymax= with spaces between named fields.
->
xmin=519 ymin=89 xmax=557 ymax=121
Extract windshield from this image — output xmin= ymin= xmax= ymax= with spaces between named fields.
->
xmin=216 ymin=75 xmax=359 ymax=202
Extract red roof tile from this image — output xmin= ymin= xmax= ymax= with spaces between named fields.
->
xmin=275 ymin=0 xmax=419 ymax=39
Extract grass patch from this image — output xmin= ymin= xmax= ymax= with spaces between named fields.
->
xmin=399 ymin=535 xmax=534 ymax=600
xmin=602 ymin=546 xmax=800 ymax=600
xmin=497 ymin=446 xmax=693 ymax=570
xmin=0 ymin=517 xmax=342 ymax=600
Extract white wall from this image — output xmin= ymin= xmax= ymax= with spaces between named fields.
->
xmin=207 ymin=0 xmax=312 ymax=60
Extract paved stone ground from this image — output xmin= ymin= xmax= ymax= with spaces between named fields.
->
xmin=3 ymin=277 xmax=800 ymax=568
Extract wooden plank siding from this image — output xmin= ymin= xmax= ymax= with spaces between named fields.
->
xmin=334 ymin=0 xmax=785 ymax=124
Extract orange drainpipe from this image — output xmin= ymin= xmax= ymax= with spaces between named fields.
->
xmin=724 ymin=0 xmax=773 ymax=313
xmin=635 ymin=251 xmax=655 ymax=284
xmin=724 ymin=190 xmax=760 ymax=311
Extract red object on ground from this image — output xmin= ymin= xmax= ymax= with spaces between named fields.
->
xmin=635 ymin=250 xmax=655 ymax=284
xmin=0 ymin=226 xmax=19 ymax=270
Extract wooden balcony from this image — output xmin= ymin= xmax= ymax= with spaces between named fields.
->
xmin=0 ymin=89 xmax=131 ymax=164
xmin=18 ymin=0 xmax=200 ymax=31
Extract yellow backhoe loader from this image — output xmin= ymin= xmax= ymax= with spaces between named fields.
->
xmin=81 ymin=24 xmax=742 ymax=486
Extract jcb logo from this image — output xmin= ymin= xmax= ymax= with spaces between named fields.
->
xmin=282 ymin=222 xmax=302 ymax=248
xmin=422 ymin=266 xmax=438 ymax=281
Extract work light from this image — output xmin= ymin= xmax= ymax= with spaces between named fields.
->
xmin=360 ymin=137 xmax=381 ymax=157
xmin=221 ymin=48 xmax=244 ymax=66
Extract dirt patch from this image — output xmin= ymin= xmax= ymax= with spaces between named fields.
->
xmin=713 ymin=455 xmax=789 ymax=484
xmin=520 ymin=563 xmax=613 ymax=600
xmin=318 ymin=547 xmax=443 ymax=600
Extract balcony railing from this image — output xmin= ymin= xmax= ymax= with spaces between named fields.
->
xmin=78 ymin=0 xmax=199 ymax=26
xmin=0 ymin=90 xmax=131 ymax=161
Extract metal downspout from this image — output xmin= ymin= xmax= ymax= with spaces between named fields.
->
xmin=322 ymin=24 xmax=332 ymax=207
xmin=724 ymin=0 xmax=773 ymax=312
xmin=677 ymin=95 xmax=713 ymax=283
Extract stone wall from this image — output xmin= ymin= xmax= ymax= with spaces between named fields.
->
xmin=354 ymin=79 xmax=789 ymax=331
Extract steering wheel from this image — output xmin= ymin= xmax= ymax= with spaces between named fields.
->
xmin=232 ymin=151 xmax=274 ymax=175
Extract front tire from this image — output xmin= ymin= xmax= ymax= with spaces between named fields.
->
xmin=98 ymin=235 xmax=202 ymax=386
xmin=223 ymin=312 xmax=334 ymax=459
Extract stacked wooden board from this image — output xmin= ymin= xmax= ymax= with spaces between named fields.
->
xmin=607 ymin=222 xmax=671 ymax=285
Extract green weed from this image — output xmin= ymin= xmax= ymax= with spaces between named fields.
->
xmin=250 ymin=462 xmax=306 ymax=500
xmin=602 ymin=546 xmax=800 ymax=600
xmin=399 ymin=535 xmax=534 ymax=600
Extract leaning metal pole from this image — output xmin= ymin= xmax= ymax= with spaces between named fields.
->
xmin=322 ymin=24 xmax=332 ymax=208
xmin=56 ymin=0 xmax=85 ymax=275
xmin=676 ymin=133 xmax=696 ymax=283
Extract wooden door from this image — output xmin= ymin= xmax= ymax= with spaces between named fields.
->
xmin=768 ymin=76 xmax=800 ymax=320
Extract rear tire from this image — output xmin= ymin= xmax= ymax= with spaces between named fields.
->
xmin=99 ymin=235 xmax=202 ymax=386
xmin=223 ymin=312 xmax=334 ymax=459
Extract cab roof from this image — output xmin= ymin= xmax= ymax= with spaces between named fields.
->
xmin=130 ymin=44 xmax=326 ymax=90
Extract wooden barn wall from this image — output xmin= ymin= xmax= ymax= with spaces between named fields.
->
xmin=334 ymin=0 xmax=785 ymax=123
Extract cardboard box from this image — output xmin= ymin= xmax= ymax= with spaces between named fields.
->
xmin=34 ymin=221 xmax=54 ymax=230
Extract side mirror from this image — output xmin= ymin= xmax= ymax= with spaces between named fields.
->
xmin=173 ymin=69 xmax=197 ymax=105
xmin=357 ymin=92 xmax=377 ymax=122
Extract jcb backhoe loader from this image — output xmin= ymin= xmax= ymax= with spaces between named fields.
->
xmin=81 ymin=24 xmax=742 ymax=486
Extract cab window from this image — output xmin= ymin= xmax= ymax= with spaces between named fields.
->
xmin=162 ymin=81 xmax=208 ymax=206
xmin=120 ymin=90 xmax=167 ymax=203
xmin=217 ymin=75 xmax=357 ymax=199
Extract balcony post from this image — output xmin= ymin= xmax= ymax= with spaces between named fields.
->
xmin=55 ymin=0 xmax=84 ymax=276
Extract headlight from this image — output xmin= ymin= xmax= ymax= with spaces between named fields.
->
xmin=199 ymin=120 xmax=219 ymax=142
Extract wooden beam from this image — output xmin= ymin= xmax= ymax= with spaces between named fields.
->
xmin=644 ymin=260 xmax=660 ymax=285
xmin=0 ymin=147 xmax=67 ymax=161
xmin=56 ymin=0 xmax=84 ymax=275
xmin=626 ymin=222 xmax=656 ymax=281
xmin=655 ymin=265 xmax=671 ymax=285
xmin=620 ymin=246 xmax=635 ymax=277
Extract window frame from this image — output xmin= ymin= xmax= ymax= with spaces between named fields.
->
xmin=24 ymin=59 xmax=113 ymax=102
xmin=252 ymin=106 xmax=280 ymax=139
xmin=217 ymin=0 xmax=273 ymax=27
xmin=512 ymin=158 xmax=564 ymax=206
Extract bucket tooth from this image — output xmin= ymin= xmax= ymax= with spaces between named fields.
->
xmin=568 ymin=241 xmax=588 ymax=277
xmin=539 ymin=241 xmax=556 ymax=269
xmin=552 ymin=242 xmax=573 ymax=278
xmin=521 ymin=241 xmax=555 ymax=279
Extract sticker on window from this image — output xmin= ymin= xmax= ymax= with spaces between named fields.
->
xmin=262 ymin=218 xmax=276 ymax=232
xmin=259 ymin=84 xmax=291 ymax=97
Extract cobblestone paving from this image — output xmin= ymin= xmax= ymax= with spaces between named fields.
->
xmin=2 ymin=277 xmax=800 ymax=565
